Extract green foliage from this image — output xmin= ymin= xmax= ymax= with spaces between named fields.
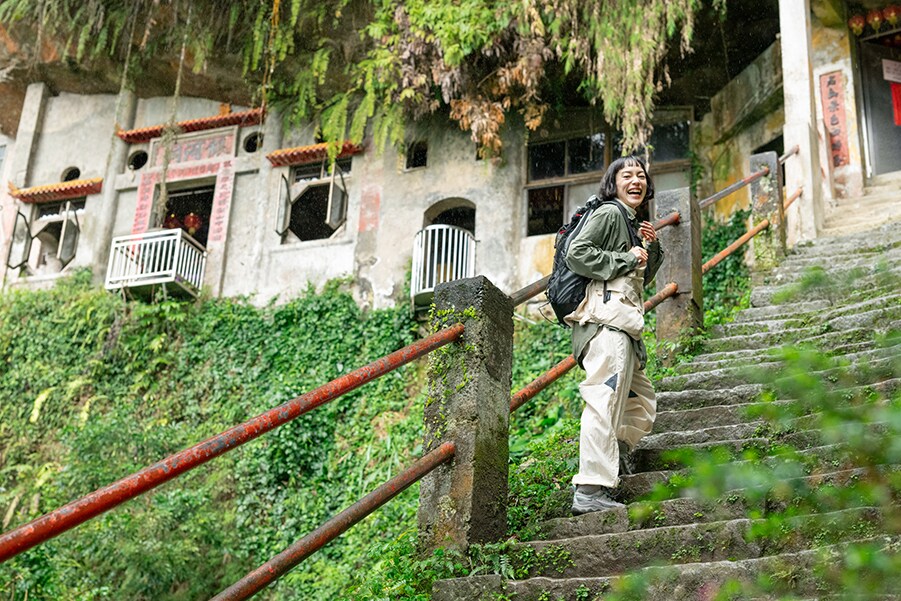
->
xmin=0 ymin=0 xmax=721 ymax=157
xmin=0 ymin=276 xmax=421 ymax=601
xmin=702 ymin=208 xmax=752 ymax=326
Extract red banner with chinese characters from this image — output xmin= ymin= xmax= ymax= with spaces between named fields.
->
xmin=819 ymin=71 xmax=850 ymax=168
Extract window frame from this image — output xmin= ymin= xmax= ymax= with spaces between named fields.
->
xmin=276 ymin=159 xmax=351 ymax=243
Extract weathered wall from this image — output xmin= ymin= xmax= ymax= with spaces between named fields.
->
xmin=694 ymin=41 xmax=785 ymax=220
xmin=358 ymin=122 xmax=525 ymax=309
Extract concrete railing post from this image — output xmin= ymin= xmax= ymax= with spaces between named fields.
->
xmin=418 ymin=275 xmax=513 ymax=554
xmin=749 ymin=151 xmax=786 ymax=278
xmin=655 ymin=187 xmax=702 ymax=348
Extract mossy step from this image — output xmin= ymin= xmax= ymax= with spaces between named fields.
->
xmin=656 ymin=384 xmax=765 ymax=411
xmin=698 ymin=320 xmax=900 ymax=354
xmin=734 ymin=300 xmax=831 ymax=323
xmin=750 ymin=272 xmax=901 ymax=307
xmin=431 ymin=536 xmax=897 ymax=601
xmin=654 ymin=401 xmax=794 ymax=433
xmin=688 ymin=339 xmax=877 ymax=368
xmin=514 ymin=507 xmax=883 ymax=580
xmin=670 ymin=341 xmax=899 ymax=382
xmin=537 ymin=466 xmax=875 ymax=541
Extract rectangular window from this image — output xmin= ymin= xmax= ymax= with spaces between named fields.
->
xmin=293 ymin=157 xmax=352 ymax=183
xmin=527 ymin=186 xmax=564 ymax=236
xmin=406 ymin=141 xmax=428 ymax=169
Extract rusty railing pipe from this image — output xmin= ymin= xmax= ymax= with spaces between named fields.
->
xmin=510 ymin=274 xmax=551 ymax=306
xmin=698 ymin=167 xmax=770 ymax=210
xmin=779 ymin=144 xmax=800 ymax=165
xmin=510 ymin=355 xmax=578 ymax=412
xmin=783 ymin=187 xmax=802 ymax=211
xmin=702 ymin=219 xmax=770 ymax=275
xmin=210 ymin=441 xmax=457 ymax=601
xmin=644 ymin=282 xmax=679 ymax=312
xmin=653 ymin=211 xmax=681 ymax=231
xmin=0 ymin=324 xmax=465 ymax=563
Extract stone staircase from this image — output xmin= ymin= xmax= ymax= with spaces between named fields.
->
xmin=822 ymin=171 xmax=901 ymax=235
xmin=432 ymin=221 xmax=901 ymax=600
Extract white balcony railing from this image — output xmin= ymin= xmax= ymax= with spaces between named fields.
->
xmin=411 ymin=224 xmax=476 ymax=306
xmin=105 ymin=228 xmax=207 ymax=297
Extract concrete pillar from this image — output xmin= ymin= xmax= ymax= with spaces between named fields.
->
xmin=778 ymin=0 xmax=823 ymax=244
xmin=1 ymin=83 xmax=49 ymax=286
xmin=655 ymin=187 xmax=702 ymax=346
xmin=252 ymin=111 xmax=284 ymax=292
xmin=418 ymin=275 xmax=513 ymax=553
xmin=91 ymin=89 xmax=137 ymax=286
xmin=750 ymin=151 xmax=786 ymax=278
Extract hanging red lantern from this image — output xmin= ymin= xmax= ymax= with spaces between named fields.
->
xmin=163 ymin=213 xmax=181 ymax=229
xmin=867 ymin=8 xmax=883 ymax=31
xmin=884 ymin=5 xmax=900 ymax=27
xmin=183 ymin=212 xmax=202 ymax=234
xmin=848 ymin=14 xmax=866 ymax=35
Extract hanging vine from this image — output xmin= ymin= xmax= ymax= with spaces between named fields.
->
xmin=0 ymin=0 xmax=725 ymax=156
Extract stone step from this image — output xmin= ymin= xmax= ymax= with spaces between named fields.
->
xmin=689 ymin=338 xmax=876 ymax=366
xmin=698 ymin=320 xmax=900 ymax=355
xmin=750 ymin=270 xmax=901 ymax=306
xmin=656 ymin=384 xmax=765 ymax=411
xmin=516 ymin=507 xmax=882 ymax=580
xmin=618 ymin=443 xmax=853 ymax=501
xmin=654 ymin=401 xmax=791 ymax=433
xmin=538 ymin=466 xmax=876 ymax=541
xmin=432 ymin=536 xmax=897 ymax=601
xmin=671 ymin=341 xmax=899 ymax=381
xmin=733 ymin=299 xmax=831 ymax=323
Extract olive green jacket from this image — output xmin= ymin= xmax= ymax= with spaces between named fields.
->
xmin=564 ymin=201 xmax=664 ymax=367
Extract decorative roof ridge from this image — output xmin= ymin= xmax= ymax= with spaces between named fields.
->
xmin=266 ymin=141 xmax=364 ymax=167
xmin=116 ymin=107 xmax=264 ymax=144
xmin=8 ymin=177 xmax=104 ymax=203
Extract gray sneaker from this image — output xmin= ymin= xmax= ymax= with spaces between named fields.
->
xmin=571 ymin=486 xmax=625 ymax=515
xmin=618 ymin=440 xmax=637 ymax=476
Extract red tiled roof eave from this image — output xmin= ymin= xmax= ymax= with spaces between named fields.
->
xmin=266 ymin=141 xmax=364 ymax=168
xmin=116 ymin=108 xmax=264 ymax=144
xmin=8 ymin=178 xmax=104 ymax=204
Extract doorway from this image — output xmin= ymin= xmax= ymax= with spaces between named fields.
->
xmin=858 ymin=36 xmax=901 ymax=176
xmin=162 ymin=185 xmax=215 ymax=246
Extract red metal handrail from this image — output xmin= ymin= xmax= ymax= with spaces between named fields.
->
xmin=0 ymin=324 xmax=465 ymax=563
xmin=644 ymin=282 xmax=679 ymax=312
xmin=211 ymin=441 xmax=457 ymax=601
xmin=702 ymin=219 xmax=770 ymax=275
xmin=698 ymin=167 xmax=770 ymax=210
xmin=783 ymin=187 xmax=802 ymax=211
xmin=510 ymin=356 xmax=578 ymax=412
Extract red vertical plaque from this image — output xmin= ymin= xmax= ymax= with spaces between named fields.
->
xmin=819 ymin=71 xmax=850 ymax=168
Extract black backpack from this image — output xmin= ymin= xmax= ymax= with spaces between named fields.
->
xmin=546 ymin=196 xmax=640 ymax=327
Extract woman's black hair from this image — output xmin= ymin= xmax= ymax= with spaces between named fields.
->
xmin=598 ymin=155 xmax=655 ymax=203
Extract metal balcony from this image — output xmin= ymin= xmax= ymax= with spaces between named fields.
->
xmin=411 ymin=224 xmax=476 ymax=307
xmin=105 ymin=228 xmax=207 ymax=298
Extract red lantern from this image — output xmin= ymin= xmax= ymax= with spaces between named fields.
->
xmin=867 ymin=8 xmax=883 ymax=31
xmin=183 ymin=212 xmax=202 ymax=234
xmin=163 ymin=213 xmax=181 ymax=229
xmin=848 ymin=14 xmax=866 ymax=35
xmin=884 ymin=5 xmax=900 ymax=27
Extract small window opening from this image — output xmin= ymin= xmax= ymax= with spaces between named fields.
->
xmin=61 ymin=167 xmax=81 ymax=182
xmin=406 ymin=141 xmax=428 ymax=170
xmin=527 ymin=186 xmax=564 ymax=236
xmin=162 ymin=185 xmax=215 ymax=246
xmin=128 ymin=151 xmax=149 ymax=171
xmin=243 ymin=132 xmax=264 ymax=153
xmin=288 ymin=184 xmax=341 ymax=241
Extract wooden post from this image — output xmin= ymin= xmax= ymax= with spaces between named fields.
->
xmin=418 ymin=276 xmax=513 ymax=553
xmin=749 ymin=151 xmax=786 ymax=279
xmin=655 ymin=187 xmax=702 ymax=348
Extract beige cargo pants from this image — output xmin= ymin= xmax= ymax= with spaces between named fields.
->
xmin=571 ymin=326 xmax=656 ymax=488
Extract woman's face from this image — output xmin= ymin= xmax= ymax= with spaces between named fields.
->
xmin=614 ymin=161 xmax=648 ymax=210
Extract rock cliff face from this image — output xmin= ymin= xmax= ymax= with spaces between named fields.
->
xmin=433 ymin=221 xmax=901 ymax=599
xmin=0 ymin=23 xmax=255 ymax=136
